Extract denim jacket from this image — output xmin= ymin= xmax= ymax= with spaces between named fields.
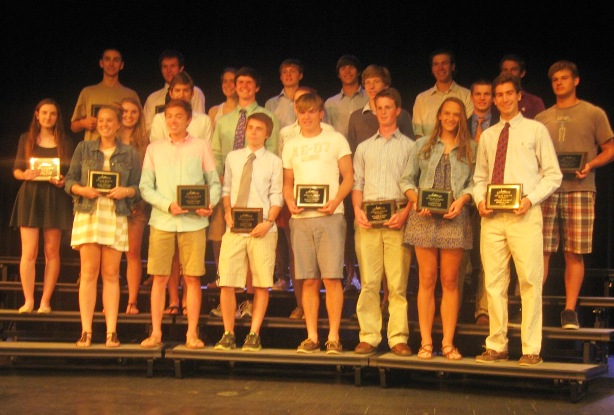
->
xmin=65 ymin=138 xmax=142 ymax=216
xmin=400 ymin=136 xmax=476 ymax=200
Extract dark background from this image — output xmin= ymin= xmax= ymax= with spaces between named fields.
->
xmin=1 ymin=2 xmax=612 ymax=271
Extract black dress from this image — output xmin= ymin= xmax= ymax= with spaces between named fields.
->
xmin=9 ymin=133 xmax=73 ymax=230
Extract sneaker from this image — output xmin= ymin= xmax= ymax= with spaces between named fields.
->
xmin=325 ymin=340 xmax=343 ymax=354
xmin=297 ymin=338 xmax=320 ymax=353
xmin=271 ymin=279 xmax=288 ymax=291
xmin=242 ymin=332 xmax=262 ymax=352
xmin=209 ymin=304 xmax=241 ymax=319
xmin=238 ymin=300 xmax=253 ymax=318
xmin=475 ymin=348 xmax=509 ymax=363
xmin=518 ymin=354 xmax=543 ymax=366
xmin=289 ymin=306 xmax=304 ymax=319
xmin=561 ymin=309 xmax=580 ymax=330
xmin=344 ymin=274 xmax=361 ymax=292
xmin=214 ymin=331 xmax=236 ymax=350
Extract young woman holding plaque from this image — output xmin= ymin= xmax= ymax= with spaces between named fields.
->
xmin=65 ymin=105 xmax=142 ymax=347
xmin=399 ymin=97 xmax=476 ymax=360
xmin=119 ymin=98 xmax=150 ymax=314
xmin=10 ymin=98 xmax=73 ymax=314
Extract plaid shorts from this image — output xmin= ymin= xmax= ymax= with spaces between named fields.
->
xmin=541 ymin=191 xmax=595 ymax=254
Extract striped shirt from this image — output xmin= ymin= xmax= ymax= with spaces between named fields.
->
xmin=353 ymin=129 xmax=414 ymax=201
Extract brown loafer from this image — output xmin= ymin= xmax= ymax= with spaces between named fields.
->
xmin=391 ymin=343 xmax=412 ymax=356
xmin=354 ymin=342 xmax=377 ymax=354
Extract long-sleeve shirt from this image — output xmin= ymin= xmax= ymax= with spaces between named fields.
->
xmin=472 ymin=113 xmax=562 ymax=206
xmin=353 ymin=129 xmax=414 ymax=201
xmin=140 ymin=133 xmax=221 ymax=232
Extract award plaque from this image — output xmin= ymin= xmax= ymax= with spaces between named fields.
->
xmin=296 ymin=184 xmax=329 ymax=208
xmin=486 ymin=184 xmax=523 ymax=210
xmin=29 ymin=157 xmax=60 ymax=181
xmin=417 ymin=188 xmax=452 ymax=214
xmin=177 ymin=185 xmax=210 ymax=210
xmin=557 ymin=152 xmax=588 ymax=174
xmin=363 ymin=200 xmax=397 ymax=225
xmin=88 ymin=170 xmax=120 ymax=193
xmin=231 ymin=208 xmax=263 ymax=233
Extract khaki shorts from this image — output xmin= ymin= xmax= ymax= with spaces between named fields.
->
xmin=147 ymin=227 xmax=207 ymax=276
xmin=218 ymin=230 xmax=277 ymax=288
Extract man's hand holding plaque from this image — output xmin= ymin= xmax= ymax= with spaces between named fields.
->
xmin=295 ymin=184 xmax=329 ymax=209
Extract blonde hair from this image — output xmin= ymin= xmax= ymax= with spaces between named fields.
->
xmin=119 ymin=97 xmax=149 ymax=159
xmin=419 ymin=97 xmax=473 ymax=164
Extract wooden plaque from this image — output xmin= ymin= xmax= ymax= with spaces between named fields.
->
xmin=231 ymin=208 xmax=263 ymax=233
xmin=88 ymin=170 xmax=120 ymax=193
xmin=29 ymin=157 xmax=60 ymax=181
xmin=177 ymin=185 xmax=210 ymax=210
xmin=417 ymin=188 xmax=452 ymax=214
xmin=296 ymin=184 xmax=329 ymax=208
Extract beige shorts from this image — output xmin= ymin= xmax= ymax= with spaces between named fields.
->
xmin=218 ymin=230 xmax=277 ymax=288
xmin=147 ymin=227 xmax=207 ymax=277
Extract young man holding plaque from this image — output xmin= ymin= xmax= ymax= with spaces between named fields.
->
xmin=473 ymin=73 xmax=562 ymax=366
xmin=139 ymin=100 xmax=221 ymax=349
xmin=209 ymin=67 xmax=279 ymax=311
xmin=282 ymin=92 xmax=354 ymax=354
xmin=213 ymin=113 xmax=283 ymax=352
xmin=535 ymin=61 xmax=614 ymax=329
xmin=352 ymin=88 xmax=414 ymax=356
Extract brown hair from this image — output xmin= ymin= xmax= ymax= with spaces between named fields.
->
xmin=165 ymin=99 xmax=193 ymax=119
xmin=119 ymin=97 xmax=149 ymax=159
xmin=24 ymin=98 xmax=70 ymax=165
xmin=247 ymin=113 xmax=274 ymax=138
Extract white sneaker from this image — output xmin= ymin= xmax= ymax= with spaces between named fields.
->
xmin=238 ymin=300 xmax=253 ymax=318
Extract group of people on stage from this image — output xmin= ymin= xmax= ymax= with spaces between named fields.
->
xmin=10 ymin=47 xmax=614 ymax=365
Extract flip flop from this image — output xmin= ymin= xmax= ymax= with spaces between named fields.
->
xmin=163 ymin=306 xmax=179 ymax=315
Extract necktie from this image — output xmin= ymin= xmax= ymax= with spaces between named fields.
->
xmin=235 ymin=152 xmax=256 ymax=207
xmin=165 ymin=87 xmax=171 ymax=104
xmin=474 ymin=116 xmax=485 ymax=142
xmin=491 ymin=122 xmax=510 ymax=184
xmin=233 ymin=109 xmax=247 ymax=150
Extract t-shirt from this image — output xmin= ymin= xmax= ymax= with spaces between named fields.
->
xmin=282 ymin=128 xmax=351 ymax=219
xmin=535 ymin=100 xmax=614 ymax=192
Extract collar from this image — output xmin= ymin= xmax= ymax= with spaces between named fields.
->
xmin=241 ymin=145 xmax=266 ymax=159
xmin=340 ymin=86 xmax=365 ymax=99
xmin=427 ymin=81 xmax=460 ymax=96
xmin=236 ymin=101 xmax=260 ymax=114
xmin=375 ymin=128 xmax=402 ymax=140
xmin=361 ymin=102 xmax=373 ymax=114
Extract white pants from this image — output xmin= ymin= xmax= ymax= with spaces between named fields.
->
xmin=480 ymin=206 xmax=543 ymax=355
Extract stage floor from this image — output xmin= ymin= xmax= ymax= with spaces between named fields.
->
xmin=1 ymin=356 xmax=613 ymax=414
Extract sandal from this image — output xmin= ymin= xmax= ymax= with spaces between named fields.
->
xmin=417 ymin=344 xmax=433 ymax=360
xmin=106 ymin=332 xmax=120 ymax=348
xmin=163 ymin=305 xmax=179 ymax=315
xmin=76 ymin=332 xmax=92 ymax=347
xmin=186 ymin=338 xmax=205 ymax=349
xmin=126 ymin=303 xmax=139 ymax=314
xmin=140 ymin=336 xmax=162 ymax=348
xmin=442 ymin=344 xmax=462 ymax=360
xmin=182 ymin=306 xmax=188 ymax=316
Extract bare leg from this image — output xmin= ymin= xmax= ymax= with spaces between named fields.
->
xmin=302 ymin=279 xmax=320 ymax=342
xmin=250 ymin=287 xmax=269 ymax=334
xmin=183 ymin=275 xmax=202 ymax=342
xmin=149 ymin=275 xmax=170 ymax=342
xmin=78 ymin=243 xmax=102 ymax=334
xmin=18 ymin=227 xmax=39 ymax=310
xmin=322 ymin=278 xmax=343 ymax=342
xmin=220 ymin=286 xmax=237 ymax=333
xmin=415 ymin=246 xmax=438 ymax=347
xmin=564 ymin=252 xmax=584 ymax=311
xmin=39 ymin=228 xmax=62 ymax=310
xmin=101 ymin=246 xmax=122 ymax=334
xmin=166 ymin=251 xmax=181 ymax=311
xmin=439 ymin=249 xmax=463 ymax=348
xmin=543 ymin=252 xmax=552 ymax=286
xmin=125 ymin=217 xmax=145 ymax=313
